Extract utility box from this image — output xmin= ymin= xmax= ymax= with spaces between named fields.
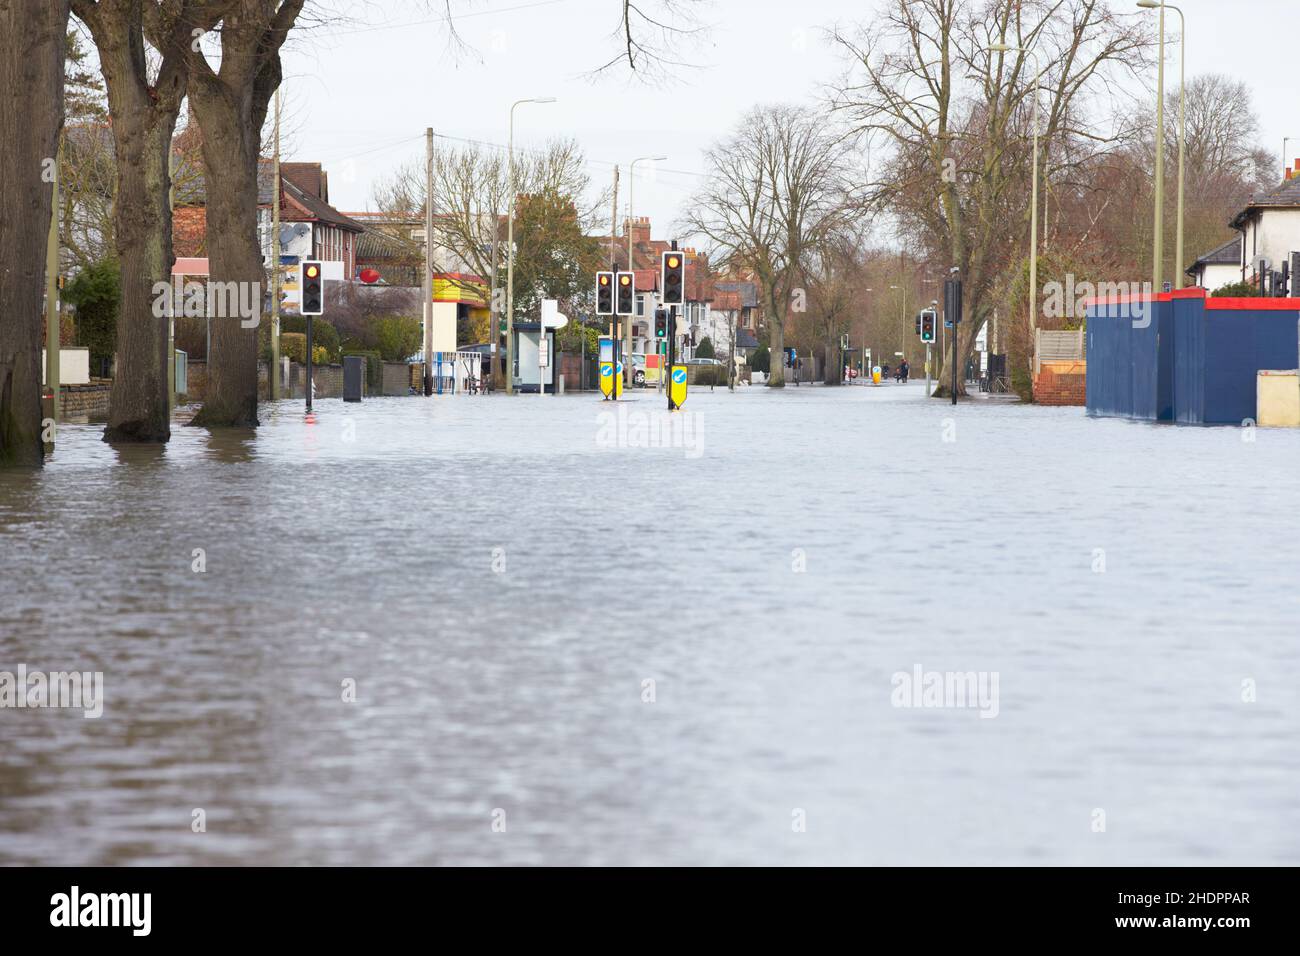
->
xmin=343 ymin=355 xmax=365 ymax=402
xmin=1257 ymin=370 xmax=1300 ymax=427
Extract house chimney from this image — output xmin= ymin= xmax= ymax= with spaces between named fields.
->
xmin=623 ymin=215 xmax=651 ymax=245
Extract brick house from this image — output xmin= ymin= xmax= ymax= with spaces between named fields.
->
xmin=172 ymin=157 xmax=365 ymax=278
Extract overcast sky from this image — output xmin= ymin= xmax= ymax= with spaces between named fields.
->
xmin=279 ymin=0 xmax=1299 ymax=248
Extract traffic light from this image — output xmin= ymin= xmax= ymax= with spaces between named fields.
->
xmin=654 ymin=307 xmax=667 ymax=338
xmin=616 ymin=271 xmax=634 ymax=315
xmin=301 ymin=260 xmax=323 ymax=315
xmin=915 ymin=313 xmax=922 ymax=336
xmin=920 ymin=308 xmax=936 ymax=343
xmin=661 ymin=251 xmax=684 ymax=305
xmin=596 ymin=272 xmax=614 ymax=314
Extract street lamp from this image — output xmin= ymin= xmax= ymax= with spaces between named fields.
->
xmin=628 ymin=155 xmax=666 ymax=385
xmin=505 ymin=96 xmax=556 ymax=396
xmin=988 ymin=42 xmax=1044 ymax=332
xmin=889 ymin=283 xmax=906 ymax=363
xmin=862 ymin=287 xmax=873 ymax=378
xmin=1133 ymin=1 xmax=1166 ymax=292
xmin=1138 ymin=1 xmax=1186 ymax=287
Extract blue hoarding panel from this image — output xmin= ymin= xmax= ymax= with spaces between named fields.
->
xmin=1172 ymin=295 xmax=1205 ymax=424
xmin=1092 ymin=295 xmax=1299 ymax=425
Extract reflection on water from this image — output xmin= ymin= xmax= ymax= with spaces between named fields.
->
xmin=1 ymin=387 xmax=1298 ymax=865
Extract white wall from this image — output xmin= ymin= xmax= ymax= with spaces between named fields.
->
xmin=1245 ymin=208 xmax=1300 ymax=277
xmin=1199 ymin=262 xmax=1242 ymax=292
xmin=42 ymin=348 xmax=91 ymax=386
xmin=429 ymin=301 xmax=458 ymax=353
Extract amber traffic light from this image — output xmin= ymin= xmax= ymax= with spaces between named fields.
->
xmin=616 ymin=271 xmax=634 ymax=315
xmin=596 ymin=271 xmax=614 ymax=315
xmin=301 ymin=260 xmax=324 ymax=315
xmin=662 ymin=251 xmax=684 ymax=305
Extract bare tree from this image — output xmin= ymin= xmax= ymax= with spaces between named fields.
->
xmin=71 ymin=0 xmax=202 ymax=441
xmin=683 ymin=104 xmax=857 ymax=387
xmin=801 ymin=237 xmax=866 ymax=385
xmin=830 ymin=0 xmax=1150 ymax=396
xmin=372 ymin=137 xmax=603 ymax=334
xmin=185 ymin=0 xmax=304 ymax=428
xmin=591 ymin=0 xmax=709 ymax=82
xmin=0 ymin=0 xmax=71 ymax=467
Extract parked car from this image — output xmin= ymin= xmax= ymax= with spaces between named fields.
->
xmin=683 ymin=357 xmax=724 ymax=366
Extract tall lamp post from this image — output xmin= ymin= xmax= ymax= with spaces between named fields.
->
xmin=628 ymin=154 xmax=666 ymax=384
xmin=989 ymin=42 xmax=1043 ymax=333
xmin=1139 ymin=1 xmax=1186 ymax=287
xmin=862 ymin=287 xmax=872 ymax=381
xmin=505 ymin=96 xmax=556 ymax=395
xmin=889 ymin=284 xmax=905 ymax=368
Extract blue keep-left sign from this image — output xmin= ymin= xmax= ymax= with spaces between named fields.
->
xmin=672 ymin=368 xmax=687 ymax=384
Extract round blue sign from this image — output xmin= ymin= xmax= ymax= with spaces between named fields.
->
xmin=672 ymin=369 xmax=687 ymax=384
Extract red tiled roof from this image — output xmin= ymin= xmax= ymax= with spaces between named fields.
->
xmin=712 ymin=290 xmax=743 ymax=311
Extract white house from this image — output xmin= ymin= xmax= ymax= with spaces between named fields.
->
xmin=1184 ymin=235 xmax=1244 ymax=292
xmin=1222 ymin=168 xmax=1300 ymax=289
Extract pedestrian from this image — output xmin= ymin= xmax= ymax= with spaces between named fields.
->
xmin=900 ymin=359 xmax=910 ymax=383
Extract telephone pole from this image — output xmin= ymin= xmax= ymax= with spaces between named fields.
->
xmin=44 ymin=133 xmax=61 ymax=427
xmin=423 ymin=127 xmax=434 ymax=395
xmin=609 ymin=165 xmax=620 ymax=393
xmin=270 ymin=89 xmax=282 ymax=401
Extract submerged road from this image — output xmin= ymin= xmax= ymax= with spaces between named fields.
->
xmin=1 ymin=383 xmax=1297 ymax=864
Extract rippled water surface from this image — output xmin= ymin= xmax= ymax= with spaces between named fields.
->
xmin=1 ymin=383 xmax=1298 ymax=865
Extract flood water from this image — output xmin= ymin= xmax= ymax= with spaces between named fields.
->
xmin=2 ymin=382 xmax=1298 ymax=865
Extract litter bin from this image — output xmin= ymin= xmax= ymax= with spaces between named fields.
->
xmin=343 ymin=355 xmax=365 ymax=402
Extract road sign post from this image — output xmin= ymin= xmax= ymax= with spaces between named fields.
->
xmin=669 ymin=364 xmax=688 ymax=408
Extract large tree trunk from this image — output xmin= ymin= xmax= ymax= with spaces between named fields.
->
xmin=75 ymin=0 xmax=188 ymax=443
xmin=933 ymin=309 xmax=981 ymax=398
xmin=187 ymin=2 xmax=302 ymax=428
xmin=102 ymin=102 xmax=179 ymax=441
xmin=0 ymin=0 xmax=69 ymax=467
xmin=765 ymin=284 xmax=785 ymax=388
xmin=186 ymin=77 xmax=264 ymax=428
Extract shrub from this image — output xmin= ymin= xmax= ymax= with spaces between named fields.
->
xmin=279 ymin=316 xmax=340 ymax=362
xmin=280 ymin=332 xmax=307 ymax=364
xmin=371 ymin=315 xmax=422 ymax=362
xmin=63 ymin=259 xmax=119 ymax=375
xmin=1210 ymin=280 xmax=1261 ymax=298
xmin=695 ymin=336 xmax=715 ymax=359
xmin=748 ymin=343 xmax=770 ymax=373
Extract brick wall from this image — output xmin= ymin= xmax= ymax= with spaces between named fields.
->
xmin=173 ymin=207 xmax=208 ymax=258
xmin=57 ymin=383 xmax=112 ymax=419
xmin=1033 ymin=359 xmax=1087 ymax=405
xmin=381 ymin=362 xmax=410 ymax=396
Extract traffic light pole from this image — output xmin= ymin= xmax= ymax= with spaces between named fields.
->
xmin=667 ymin=304 xmax=677 ymax=411
xmin=925 ymin=342 xmax=931 ymax=397
xmin=306 ymin=315 xmax=314 ymax=414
